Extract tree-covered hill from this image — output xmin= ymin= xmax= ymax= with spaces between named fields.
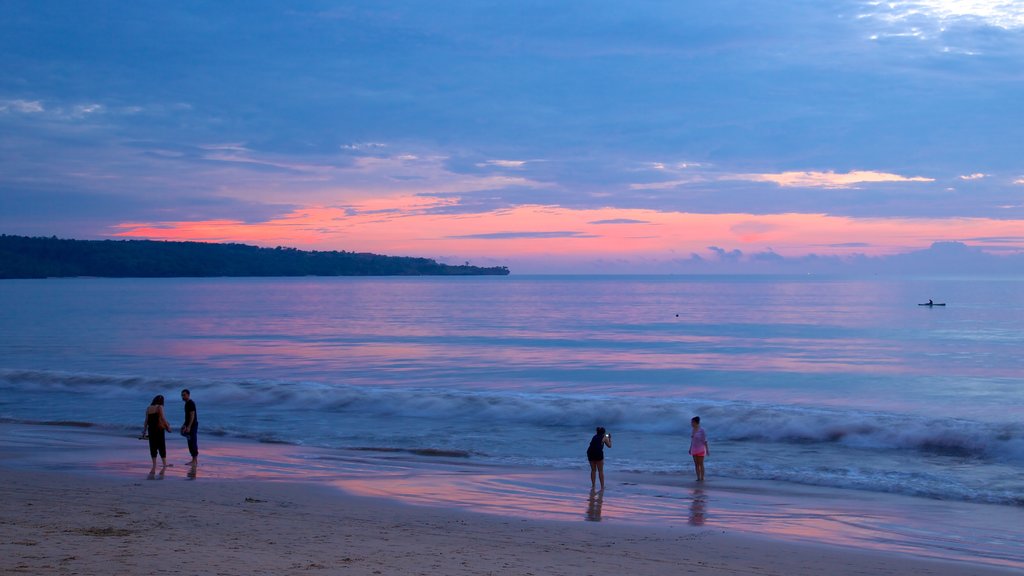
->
xmin=0 ymin=235 xmax=510 ymax=278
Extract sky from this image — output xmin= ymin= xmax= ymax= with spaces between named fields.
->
xmin=2 ymin=1 xmax=1024 ymax=273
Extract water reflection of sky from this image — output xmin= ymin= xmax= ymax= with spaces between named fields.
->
xmin=3 ymin=276 xmax=1023 ymax=414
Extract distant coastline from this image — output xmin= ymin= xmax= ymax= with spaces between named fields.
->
xmin=0 ymin=235 xmax=510 ymax=278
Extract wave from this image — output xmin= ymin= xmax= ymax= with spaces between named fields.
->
xmin=349 ymin=447 xmax=476 ymax=458
xmin=0 ymin=417 xmax=101 ymax=428
xmin=699 ymin=403 xmax=1024 ymax=462
xmin=645 ymin=463 xmax=1024 ymax=507
xmin=3 ymin=368 xmax=1023 ymax=463
xmin=0 ymin=369 xmax=195 ymax=396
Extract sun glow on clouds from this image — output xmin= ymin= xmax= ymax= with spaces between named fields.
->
xmin=113 ymin=199 xmax=1024 ymax=261
xmin=728 ymin=170 xmax=934 ymax=188
xmin=631 ymin=169 xmax=934 ymax=191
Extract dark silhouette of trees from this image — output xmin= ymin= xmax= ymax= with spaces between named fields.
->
xmin=0 ymin=235 xmax=510 ymax=278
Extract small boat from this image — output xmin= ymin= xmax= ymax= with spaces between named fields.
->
xmin=918 ymin=302 xmax=946 ymax=306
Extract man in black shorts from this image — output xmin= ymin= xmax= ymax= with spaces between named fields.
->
xmin=181 ymin=389 xmax=199 ymax=467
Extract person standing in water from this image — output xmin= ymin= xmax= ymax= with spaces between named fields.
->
xmin=181 ymin=389 xmax=199 ymax=467
xmin=587 ymin=426 xmax=613 ymax=489
xmin=689 ymin=416 xmax=708 ymax=481
xmin=142 ymin=395 xmax=172 ymax=470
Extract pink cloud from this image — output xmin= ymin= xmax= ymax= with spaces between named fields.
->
xmin=112 ymin=199 xmax=1024 ymax=263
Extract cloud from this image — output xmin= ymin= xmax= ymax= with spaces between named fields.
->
xmin=200 ymin=143 xmax=251 ymax=153
xmin=0 ymin=99 xmax=45 ymax=114
xmin=0 ymin=185 xmax=294 ymax=240
xmin=629 ymin=160 xmax=708 ymax=190
xmin=513 ymin=241 xmax=1024 ymax=274
xmin=730 ymin=220 xmax=779 ymax=241
xmin=707 ymin=246 xmax=743 ymax=262
xmin=589 ymin=218 xmax=650 ymax=225
xmin=0 ymin=99 xmax=112 ymax=120
xmin=629 ymin=178 xmax=705 ymax=191
xmin=108 ymin=200 xmax=1024 ymax=268
xmin=959 ymin=173 xmax=987 ymax=180
xmin=198 ymin=145 xmax=335 ymax=174
xmin=636 ymin=161 xmax=704 ymax=172
xmin=340 ymin=142 xmax=387 ymax=151
xmin=862 ymin=1 xmax=1024 ymax=31
xmin=5 ymin=1 xmax=1024 ymax=272
xmin=71 ymin=103 xmax=103 ymax=117
xmin=856 ymin=0 xmax=1024 ymax=58
xmin=477 ymin=160 xmax=528 ymax=169
xmin=448 ymin=231 xmax=598 ymax=240
xmin=725 ymin=170 xmax=935 ymax=188
xmin=963 ymin=236 xmax=1024 ymax=244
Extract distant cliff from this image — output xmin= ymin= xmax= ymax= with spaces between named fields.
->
xmin=0 ymin=235 xmax=510 ymax=278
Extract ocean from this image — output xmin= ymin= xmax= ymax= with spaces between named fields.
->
xmin=1 ymin=274 xmax=1023 ymax=509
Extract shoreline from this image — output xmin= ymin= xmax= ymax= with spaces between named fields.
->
xmin=2 ymin=423 xmax=1022 ymax=574
xmin=0 ymin=467 xmax=991 ymax=576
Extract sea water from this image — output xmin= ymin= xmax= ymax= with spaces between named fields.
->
xmin=1 ymin=275 xmax=1022 ymax=507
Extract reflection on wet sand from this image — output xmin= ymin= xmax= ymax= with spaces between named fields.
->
xmin=9 ymin=427 xmax=1021 ymax=571
xmin=586 ymin=488 xmax=603 ymax=521
xmin=147 ymin=465 xmax=166 ymax=480
xmin=688 ymin=488 xmax=706 ymax=526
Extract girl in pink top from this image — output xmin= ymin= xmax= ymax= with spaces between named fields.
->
xmin=689 ymin=416 xmax=708 ymax=481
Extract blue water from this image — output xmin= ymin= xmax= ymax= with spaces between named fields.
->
xmin=1 ymin=275 xmax=1022 ymax=505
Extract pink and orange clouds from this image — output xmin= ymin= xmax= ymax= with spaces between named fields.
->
xmin=113 ymin=197 xmax=1024 ymax=264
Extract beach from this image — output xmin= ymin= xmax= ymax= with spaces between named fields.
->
xmin=3 ymin=468 xmax=1017 ymax=576
xmin=2 ymin=423 xmax=1021 ymax=575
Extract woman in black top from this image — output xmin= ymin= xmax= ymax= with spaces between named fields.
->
xmin=142 ymin=395 xmax=172 ymax=469
xmin=587 ymin=426 xmax=613 ymax=490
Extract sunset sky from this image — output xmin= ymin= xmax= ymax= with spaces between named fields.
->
xmin=3 ymin=1 xmax=1024 ymax=272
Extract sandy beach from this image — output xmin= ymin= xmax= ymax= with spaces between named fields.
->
xmin=1 ymin=424 xmax=1021 ymax=576
xmin=2 ymin=467 xmax=1017 ymax=576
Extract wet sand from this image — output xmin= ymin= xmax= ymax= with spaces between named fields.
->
xmin=1 ymin=423 xmax=1021 ymax=575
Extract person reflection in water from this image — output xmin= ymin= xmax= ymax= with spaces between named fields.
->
xmin=689 ymin=416 xmax=708 ymax=481
xmin=587 ymin=426 xmax=613 ymax=490
xmin=586 ymin=488 xmax=604 ymax=521
xmin=688 ymin=487 xmax=707 ymax=526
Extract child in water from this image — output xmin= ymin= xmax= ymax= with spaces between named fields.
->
xmin=689 ymin=416 xmax=708 ymax=481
